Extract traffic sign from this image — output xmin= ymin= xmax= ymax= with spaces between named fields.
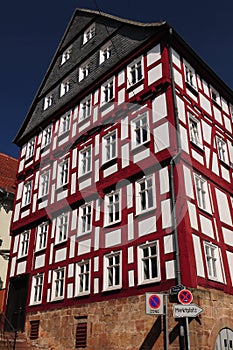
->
xmin=178 ymin=289 xmax=193 ymax=305
xmin=173 ymin=303 xmax=203 ymax=318
xmin=170 ymin=284 xmax=185 ymax=295
xmin=145 ymin=293 xmax=164 ymax=315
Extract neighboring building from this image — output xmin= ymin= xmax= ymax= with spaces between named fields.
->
xmin=0 ymin=153 xmax=17 ymax=309
xmin=4 ymin=8 xmax=233 ymax=350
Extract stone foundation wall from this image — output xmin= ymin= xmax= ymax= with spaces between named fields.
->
xmin=25 ymin=287 xmax=233 ymax=350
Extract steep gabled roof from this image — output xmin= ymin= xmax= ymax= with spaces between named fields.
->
xmin=13 ymin=8 xmax=166 ymax=146
xmin=13 ymin=8 xmax=233 ymax=146
xmin=0 ymin=153 xmax=18 ymax=194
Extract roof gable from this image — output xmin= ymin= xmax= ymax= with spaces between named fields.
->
xmin=13 ymin=8 xmax=165 ymax=145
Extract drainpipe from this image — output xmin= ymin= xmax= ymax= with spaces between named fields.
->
xmin=168 ymin=27 xmax=191 ymax=350
xmin=168 ymin=27 xmax=182 ymax=287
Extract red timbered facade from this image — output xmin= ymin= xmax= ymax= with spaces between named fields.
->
xmin=4 ymin=8 xmax=233 ymax=350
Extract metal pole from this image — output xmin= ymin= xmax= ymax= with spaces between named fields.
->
xmin=185 ymin=318 xmax=191 ymax=350
xmin=164 ymin=294 xmax=169 ymax=350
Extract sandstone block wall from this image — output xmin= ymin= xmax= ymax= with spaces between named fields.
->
xmin=25 ymin=287 xmax=233 ymax=350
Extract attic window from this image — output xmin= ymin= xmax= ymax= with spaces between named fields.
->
xmin=61 ymin=46 xmax=72 ymax=65
xmin=83 ymin=24 xmax=95 ymax=45
xmin=44 ymin=94 xmax=53 ymax=110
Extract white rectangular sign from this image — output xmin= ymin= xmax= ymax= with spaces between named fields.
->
xmin=173 ymin=303 xmax=203 ymax=318
xmin=145 ymin=293 xmax=164 ymax=315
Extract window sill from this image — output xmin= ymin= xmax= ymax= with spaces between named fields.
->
xmin=40 ymin=144 xmax=51 ymax=154
xmin=100 ymin=100 xmax=114 ymax=110
xmin=185 ymin=82 xmax=198 ymax=96
xmin=219 ymin=159 xmax=230 ymax=169
xmin=101 ymin=157 xmax=118 ymax=169
xmin=190 ymin=140 xmax=204 ymax=153
xmin=127 ymin=78 xmax=144 ymax=91
xmin=56 ymin=184 xmax=68 ymax=193
xmin=78 ymin=171 xmax=92 ymax=180
xmin=74 ymin=292 xmax=90 ymax=298
xmin=131 ymin=140 xmax=150 ymax=153
xmin=58 ymin=130 xmax=69 ymax=140
xmin=103 ymin=220 xmax=121 ymax=228
xmin=135 ymin=207 xmax=156 ymax=218
xmin=102 ymin=286 xmax=122 ymax=293
xmin=137 ymin=278 xmax=161 ymax=286
xmin=37 ymin=194 xmax=49 ymax=203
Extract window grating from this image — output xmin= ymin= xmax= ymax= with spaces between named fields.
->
xmin=30 ymin=320 xmax=40 ymax=339
xmin=75 ymin=322 xmax=87 ymax=348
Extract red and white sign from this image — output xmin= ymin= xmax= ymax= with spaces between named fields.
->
xmin=178 ymin=289 xmax=193 ymax=305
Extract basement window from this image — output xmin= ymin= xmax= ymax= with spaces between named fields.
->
xmin=75 ymin=320 xmax=87 ymax=348
xmin=30 ymin=320 xmax=40 ymax=339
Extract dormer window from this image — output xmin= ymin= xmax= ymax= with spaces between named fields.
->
xmin=44 ymin=94 xmax=53 ymax=110
xmin=99 ymin=42 xmax=112 ymax=64
xmin=60 ymin=80 xmax=70 ymax=97
xmin=79 ymin=61 xmax=90 ymax=81
xmin=61 ymin=46 xmax=72 ymax=65
xmin=83 ymin=24 xmax=95 ymax=45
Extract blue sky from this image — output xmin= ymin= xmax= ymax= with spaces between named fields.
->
xmin=1 ymin=0 xmax=232 ymax=159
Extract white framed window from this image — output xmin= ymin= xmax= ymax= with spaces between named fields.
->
xmin=99 ymin=42 xmax=112 ymax=64
xmin=41 ymin=125 xmax=52 ymax=148
xmin=184 ymin=61 xmax=197 ymax=89
xmin=216 ymin=136 xmax=228 ymax=164
xmin=131 ymin=112 xmax=150 ymax=148
xmin=101 ymin=78 xmax=114 ymax=104
xmin=60 ymin=79 xmax=70 ymax=97
xmin=79 ymin=146 xmax=92 ymax=177
xmin=44 ymin=94 xmax=53 ymax=110
xmin=78 ymin=203 xmax=92 ymax=235
xmin=79 ymin=62 xmax=90 ymax=81
xmin=83 ymin=24 xmax=95 ymax=45
xmin=61 ymin=45 xmax=72 ymax=65
xmin=59 ymin=112 xmax=71 ymax=135
xmin=135 ymin=175 xmax=155 ymax=214
xmin=75 ymin=260 xmax=90 ymax=295
xmin=55 ymin=212 xmax=69 ymax=244
xmin=30 ymin=274 xmax=44 ymax=305
xmin=103 ymin=251 xmax=122 ymax=291
xmin=22 ymin=181 xmax=32 ymax=207
xmin=26 ymin=138 xmax=35 ymax=160
xmin=57 ymin=159 xmax=69 ymax=188
xmin=204 ymin=242 xmax=223 ymax=281
xmin=36 ymin=222 xmax=48 ymax=251
xmin=51 ymin=267 xmax=65 ymax=301
xmin=79 ymin=96 xmax=91 ymax=122
xmin=188 ymin=113 xmax=203 ymax=148
xmin=39 ymin=171 xmax=50 ymax=198
xmin=19 ymin=230 xmax=30 ymax=258
xmin=137 ymin=240 xmax=160 ymax=285
xmin=104 ymin=191 xmax=121 ymax=226
xmin=210 ymin=86 xmax=221 ymax=105
xmin=194 ymin=174 xmax=211 ymax=212
xmin=102 ymin=130 xmax=117 ymax=163
xmin=127 ymin=57 xmax=143 ymax=87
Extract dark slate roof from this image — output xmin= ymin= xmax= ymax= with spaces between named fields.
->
xmin=13 ymin=8 xmax=167 ymax=145
xmin=14 ymin=8 xmax=233 ymax=146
